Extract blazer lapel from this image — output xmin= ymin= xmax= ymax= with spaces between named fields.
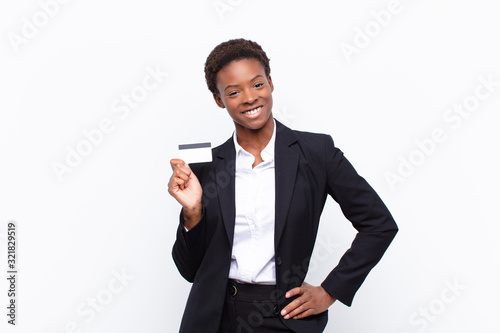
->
xmin=274 ymin=120 xmax=299 ymax=247
xmin=214 ymin=137 xmax=236 ymax=246
xmin=213 ymin=120 xmax=300 ymax=248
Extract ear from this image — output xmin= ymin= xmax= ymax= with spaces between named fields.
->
xmin=268 ymin=75 xmax=274 ymax=93
xmin=213 ymin=93 xmax=226 ymax=109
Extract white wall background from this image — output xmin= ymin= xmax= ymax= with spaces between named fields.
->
xmin=1 ymin=1 xmax=499 ymax=332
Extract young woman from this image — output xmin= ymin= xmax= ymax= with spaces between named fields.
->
xmin=168 ymin=38 xmax=398 ymax=333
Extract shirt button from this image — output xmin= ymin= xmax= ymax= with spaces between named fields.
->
xmin=276 ymin=257 xmax=282 ymax=266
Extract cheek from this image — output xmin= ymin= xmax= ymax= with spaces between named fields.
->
xmin=224 ymin=101 xmax=241 ymax=114
xmin=264 ymin=90 xmax=273 ymax=104
xmin=259 ymin=88 xmax=272 ymax=100
xmin=220 ymin=96 xmax=235 ymax=107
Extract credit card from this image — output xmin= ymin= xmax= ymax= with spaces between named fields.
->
xmin=178 ymin=142 xmax=212 ymax=164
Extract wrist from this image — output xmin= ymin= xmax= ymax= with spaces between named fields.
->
xmin=320 ymin=286 xmax=336 ymax=304
xmin=182 ymin=203 xmax=202 ymax=229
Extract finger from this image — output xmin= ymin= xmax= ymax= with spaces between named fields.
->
xmin=170 ymin=165 xmax=192 ymax=191
xmin=168 ymin=177 xmax=185 ymax=192
xmin=170 ymin=172 xmax=192 ymax=191
xmin=167 ymin=175 xmax=177 ymax=190
xmin=281 ymin=295 xmax=305 ymax=318
xmin=292 ymin=308 xmax=316 ymax=320
xmin=175 ymin=165 xmax=194 ymax=182
xmin=285 ymin=286 xmax=303 ymax=298
xmin=282 ymin=297 xmax=307 ymax=319
xmin=174 ymin=168 xmax=190 ymax=183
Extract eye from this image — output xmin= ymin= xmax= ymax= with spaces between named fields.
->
xmin=254 ymin=82 xmax=264 ymax=88
xmin=228 ymin=91 xmax=238 ymax=97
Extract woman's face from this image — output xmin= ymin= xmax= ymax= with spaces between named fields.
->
xmin=213 ymin=58 xmax=274 ymax=133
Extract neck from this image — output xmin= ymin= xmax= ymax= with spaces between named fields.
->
xmin=234 ymin=117 xmax=274 ymax=153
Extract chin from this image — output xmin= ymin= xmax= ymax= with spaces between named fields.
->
xmin=241 ymin=116 xmax=272 ymax=130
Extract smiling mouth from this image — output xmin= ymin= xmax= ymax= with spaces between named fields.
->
xmin=242 ymin=106 xmax=263 ymax=115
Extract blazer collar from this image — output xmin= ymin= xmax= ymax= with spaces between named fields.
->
xmin=214 ymin=119 xmax=300 ymax=247
xmin=214 ymin=119 xmax=298 ymax=160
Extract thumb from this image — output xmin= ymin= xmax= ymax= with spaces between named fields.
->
xmin=170 ymin=158 xmax=186 ymax=171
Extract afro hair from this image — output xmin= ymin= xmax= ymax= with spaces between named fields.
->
xmin=204 ymin=38 xmax=271 ymax=95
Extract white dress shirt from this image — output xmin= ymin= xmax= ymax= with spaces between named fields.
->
xmin=228 ymin=119 xmax=276 ymax=285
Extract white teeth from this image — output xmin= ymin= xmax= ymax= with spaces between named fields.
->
xmin=244 ymin=106 xmax=261 ymax=115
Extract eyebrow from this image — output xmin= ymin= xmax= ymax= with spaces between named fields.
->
xmin=223 ymin=75 xmax=264 ymax=92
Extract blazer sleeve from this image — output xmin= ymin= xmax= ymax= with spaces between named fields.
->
xmin=171 ymin=164 xmax=209 ymax=283
xmin=320 ymin=135 xmax=398 ymax=306
xmin=171 ymin=208 xmax=207 ymax=282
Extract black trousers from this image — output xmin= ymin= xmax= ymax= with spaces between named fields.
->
xmin=218 ymin=280 xmax=294 ymax=333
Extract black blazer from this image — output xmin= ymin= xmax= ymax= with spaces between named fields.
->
xmin=172 ymin=119 xmax=398 ymax=333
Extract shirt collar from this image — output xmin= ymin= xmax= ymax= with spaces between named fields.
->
xmin=233 ymin=118 xmax=276 ymax=162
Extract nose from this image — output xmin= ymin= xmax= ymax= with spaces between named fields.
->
xmin=242 ymin=89 xmax=257 ymax=104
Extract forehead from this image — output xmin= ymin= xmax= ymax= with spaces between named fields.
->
xmin=216 ymin=58 xmax=266 ymax=86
